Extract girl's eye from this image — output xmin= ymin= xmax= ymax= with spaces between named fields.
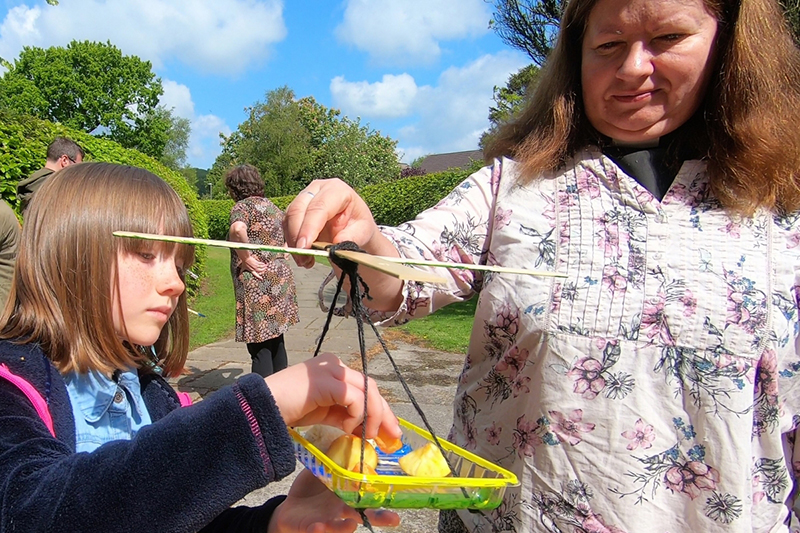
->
xmin=138 ymin=252 xmax=155 ymax=261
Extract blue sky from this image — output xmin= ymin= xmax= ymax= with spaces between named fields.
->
xmin=0 ymin=0 xmax=530 ymax=169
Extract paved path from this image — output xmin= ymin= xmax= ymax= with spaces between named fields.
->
xmin=172 ymin=262 xmax=465 ymax=532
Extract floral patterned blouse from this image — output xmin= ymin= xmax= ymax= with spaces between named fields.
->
xmin=371 ymin=151 xmax=800 ymax=533
xmin=230 ymin=197 xmax=299 ymax=343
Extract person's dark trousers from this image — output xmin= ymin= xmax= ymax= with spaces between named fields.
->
xmin=246 ymin=335 xmax=288 ymax=377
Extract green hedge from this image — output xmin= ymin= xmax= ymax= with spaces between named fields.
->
xmin=204 ymin=164 xmax=483 ymax=247
xmin=0 ymin=111 xmax=208 ymax=293
xmin=201 ymin=195 xmax=302 ymax=241
xmin=201 ymin=199 xmax=234 ymax=240
xmin=361 ymin=166 xmax=478 ymax=226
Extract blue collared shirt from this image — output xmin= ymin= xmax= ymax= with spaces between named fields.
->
xmin=64 ymin=369 xmax=152 ymax=453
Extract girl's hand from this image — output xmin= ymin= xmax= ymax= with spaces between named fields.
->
xmin=268 ymin=469 xmax=400 ymax=532
xmin=282 ymin=178 xmax=381 ymax=268
xmin=265 ymin=352 xmax=400 ymax=441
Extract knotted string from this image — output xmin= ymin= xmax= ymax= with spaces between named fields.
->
xmin=312 ymin=241 xmax=472 ymax=528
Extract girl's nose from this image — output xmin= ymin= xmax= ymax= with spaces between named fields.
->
xmin=617 ymin=42 xmax=654 ymax=80
xmin=158 ymin=261 xmax=185 ymax=296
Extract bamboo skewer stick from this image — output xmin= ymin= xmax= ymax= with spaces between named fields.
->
xmin=113 ymin=231 xmax=566 ymax=282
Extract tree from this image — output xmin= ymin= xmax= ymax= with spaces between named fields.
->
xmin=159 ymin=111 xmax=191 ymax=170
xmin=487 ymin=0 xmax=565 ymax=66
xmin=213 ymin=86 xmax=399 ymax=197
xmin=0 ymin=40 xmax=168 ymax=158
xmin=221 ymin=86 xmax=315 ymax=196
xmin=297 ymin=96 xmax=400 ymax=189
xmin=480 ymin=64 xmax=541 ymax=149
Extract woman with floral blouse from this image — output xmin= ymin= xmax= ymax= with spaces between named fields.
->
xmin=225 ymin=165 xmax=299 ymax=377
xmin=283 ymin=0 xmax=800 ymax=531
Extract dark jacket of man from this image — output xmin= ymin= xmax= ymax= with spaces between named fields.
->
xmin=16 ymin=167 xmax=55 ymax=212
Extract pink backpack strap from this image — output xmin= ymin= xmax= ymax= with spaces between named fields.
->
xmin=176 ymin=391 xmax=193 ymax=407
xmin=0 ymin=363 xmax=56 ymax=438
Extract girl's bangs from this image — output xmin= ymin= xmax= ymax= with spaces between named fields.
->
xmin=116 ymin=181 xmax=196 ymax=268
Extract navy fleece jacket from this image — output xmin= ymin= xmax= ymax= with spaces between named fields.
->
xmin=0 ymin=340 xmax=297 ymax=533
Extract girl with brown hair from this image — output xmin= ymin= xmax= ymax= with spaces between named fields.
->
xmin=0 ymin=162 xmax=401 ymax=533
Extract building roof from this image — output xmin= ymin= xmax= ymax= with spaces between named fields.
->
xmin=417 ymin=150 xmax=483 ymax=174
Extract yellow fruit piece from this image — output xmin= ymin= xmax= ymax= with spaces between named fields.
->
xmin=398 ymin=442 xmax=451 ymax=477
xmin=326 ymin=435 xmax=378 ymax=473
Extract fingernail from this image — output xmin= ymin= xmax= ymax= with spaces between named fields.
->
xmin=297 ymin=237 xmax=307 ymax=249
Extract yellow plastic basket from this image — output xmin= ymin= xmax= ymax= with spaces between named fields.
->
xmin=290 ymin=418 xmax=519 ymax=509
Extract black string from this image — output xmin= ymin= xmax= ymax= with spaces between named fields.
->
xmin=313 ymin=242 xmax=476 ymax=528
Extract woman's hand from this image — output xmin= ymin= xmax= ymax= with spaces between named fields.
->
xmin=282 ymin=179 xmax=383 ymax=269
xmin=268 ymin=469 xmax=400 ymax=532
xmin=265 ymin=352 xmax=401 ymax=440
xmin=241 ymin=254 xmax=268 ymax=280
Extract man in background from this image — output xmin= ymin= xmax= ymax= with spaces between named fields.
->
xmin=0 ymin=201 xmax=19 ymax=308
xmin=17 ymin=137 xmax=84 ymax=212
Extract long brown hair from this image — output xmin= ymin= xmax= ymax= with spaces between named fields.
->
xmin=0 ymin=163 xmax=195 ymax=377
xmin=485 ymin=0 xmax=800 ymax=215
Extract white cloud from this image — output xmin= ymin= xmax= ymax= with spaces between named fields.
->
xmin=188 ymin=114 xmax=232 ymax=169
xmin=0 ymin=0 xmax=286 ymax=75
xmin=335 ymin=0 xmax=490 ymax=65
xmin=332 ymin=51 xmax=528 ymax=162
xmin=160 ymin=80 xmax=195 ymax=119
xmin=330 ymin=73 xmax=417 ymax=119
xmin=155 ymin=79 xmax=229 ymax=168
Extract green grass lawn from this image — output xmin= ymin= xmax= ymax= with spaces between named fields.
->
xmin=395 ymin=296 xmax=477 ymax=353
xmin=188 ymin=246 xmax=236 ymax=350
xmin=187 ymin=247 xmax=477 ymax=354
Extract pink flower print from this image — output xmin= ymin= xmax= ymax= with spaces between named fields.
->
xmin=494 ymin=207 xmax=512 ymax=229
xmin=485 ymin=422 xmax=502 ymax=446
xmin=490 ymin=162 xmax=502 ymax=189
xmin=720 ymin=221 xmax=741 ymax=238
xmin=752 ymin=474 xmax=765 ymax=505
xmin=548 ymin=409 xmax=595 ymax=446
xmin=715 ymin=352 xmax=754 ymax=383
xmin=496 ymin=345 xmax=529 ymax=377
xmin=576 ymin=169 xmax=601 ymax=199
xmin=511 ymin=373 xmax=531 ymax=397
xmin=681 ymin=290 xmax=697 ymax=317
xmin=602 ymin=264 xmax=628 ymax=293
xmin=755 ymin=349 xmax=779 ymax=399
xmin=787 ymin=231 xmax=800 ymax=249
xmin=726 ymin=287 xmax=750 ymax=325
xmin=596 ymin=221 xmax=620 ymax=258
xmin=580 ymin=512 xmax=627 ymax=533
xmin=634 ymin=185 xmax=654 ymax=208
xmin=495 ymin=304 xmax=519 ymax=336
xmin=664 ymin=461 xmax=720 ymax=500
xmin=621 ymin=418 xmax=656 ymax=451
xmin=513 ymin=415 xmax=543 ymax=459
xmin=551 ymin=282 xmax=562 ymax=313
xmin=567 ymin=357 xmax=606 ymax=400
xmin=641 ymin=296 xmax=673 ymax=345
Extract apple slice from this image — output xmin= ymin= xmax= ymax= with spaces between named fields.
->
xmin=398 ymin=442 xmax=451 ymax=477
xmin=326 ymin=435 xmax=378 ymax=473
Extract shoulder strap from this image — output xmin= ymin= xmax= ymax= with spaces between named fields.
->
xmin=0 ymin=363 xmax=56 ymax=437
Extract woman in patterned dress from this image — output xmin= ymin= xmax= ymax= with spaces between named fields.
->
xmin=283 ymin=0 xmax=800 ymax=531
xmin=225 ymin=165 xmax=299 ymax=377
